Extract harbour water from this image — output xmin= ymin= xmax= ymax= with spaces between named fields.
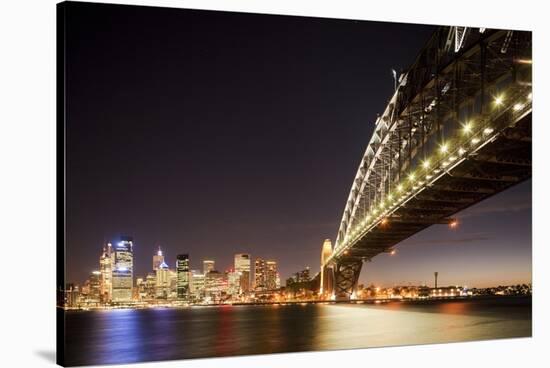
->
xmin=61 ymin=296 xmax=531 ymax=366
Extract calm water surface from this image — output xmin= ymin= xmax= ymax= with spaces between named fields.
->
xmin=62 ymin=297 xmax=531 ymax=366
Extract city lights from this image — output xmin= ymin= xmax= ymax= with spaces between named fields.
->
xmin=462 ymin=122 xmax=472 ymax=134
xmin=439 ymin=143 xmax=448 ymax=153
xmin=494 ymin=94 xmax=504 ymax=106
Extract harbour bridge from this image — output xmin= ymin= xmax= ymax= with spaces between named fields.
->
xmin=320 ymin=26 xmax=532 ymax=300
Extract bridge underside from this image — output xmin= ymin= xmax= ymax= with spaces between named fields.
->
xmin=329 ymin=112 xmax=531 ymax=298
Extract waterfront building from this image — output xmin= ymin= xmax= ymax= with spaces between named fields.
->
xmin=144 ymin=273 xmax=156 ymax=299
xmin=226 ymin=269 xmax=241 ymax=296
xmin=155 ymin=261 xmax=170 ymax=298
xmin=254 ymin=258 xmax=266 ymax=291
xmin=190 ymin=270 xmax=205 ymax=301
xmin=205 ymin=270 xmax=226 ymax=303
xmin=266 ymin=260 xmax=278 ymax=290
xmin=176 ymin=254 xmax=190 ymax=300
xmin=84 ymin=271 xmax=101 ymax=304
xmin=99 ymin=242 xmax=113 ymax=303
xmin=64 ymin=283 xmax=80 ymax=308
xmin=203 ymin=259 xmax=215 ymax=275
xmin=112 ymin=236 xmax=134 ymax=302
xmin=234 ymin=253 xmax=251 ymax=293
xmin=152 ymin=246 xmax=164 ymax=271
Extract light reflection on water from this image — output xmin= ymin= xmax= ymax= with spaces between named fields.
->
xmin=63 ymin=297 xmax=531 ymax=366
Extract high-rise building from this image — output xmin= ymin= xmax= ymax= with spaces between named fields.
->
xmin=203 ymin=259 xmax=215 ymax=275
xmin=254 ymin=258 xmax=266 ymax=291
xmin=156 ymin=261 xmax=170 ymax=298
xmin=99 ymin=242 xmax=113 ymax=303
xmin=144 ymin=273 xmax=156 ymax=299
xmin=234 ymin=253 xmax=251 ymax=293
xmin=226 ymin=269 xmax=241 ymax=296
xmin=112 ymin=236 xmax=134 ymax=302
xmin=266 ymin=260 xmax=278 ymax=290
xmin=320 ymin=239 xmax=333 ymax=297
xmin=153 ymin=246 xmax=164 ymax=271
xmin=190 ymin=270 xmax=205 ymax=300
xmin=176 ymin=254 xmax=190 ymax=300
xmin=84 ymin=271 xmax=102 ymax=303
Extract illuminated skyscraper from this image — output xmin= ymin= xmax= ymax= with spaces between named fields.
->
xmin=266 ymin=260 xmax=278 ymax=290
xmin=112 ymin=236 xmax=134 ymax=302
xmin=176 ymin=254 xmax=190 ymax=300
xmin=234 ymin=253 xmax=251 ymax=293
xmin=152 ymin=246 xmax=164 ymax=271
xmin=156 ymin=261 xmax=170 ymax=298
xmin=99 ymin=242 xmax=113 ymax=303
xmin=203 ymin=259 xmax=215 ymax=275
xmin=190 ymin=270 xmax=205 ymax=300
xmin=254 ymin=258 xmax=266 ymax=291
xmin=320 ymin=238 xmax=333 ymax=297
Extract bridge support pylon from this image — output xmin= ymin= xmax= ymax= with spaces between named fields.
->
xmin=333 ymin=260 xmax=362 ymax=301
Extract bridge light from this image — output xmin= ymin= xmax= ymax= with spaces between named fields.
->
xmin=449 ymin=219 xmax=459 ymax=229
xmin=483 ymin=127 xmax=494 ymax=135
xmin=442 ymin=161 xmax=449 ymax=168
xmin=408 ymin=173 xmax=415 ymax=181
xmin=458 ymin=147 xmax=466 ymax=156
xmin=426 ymin=174 xmax=433 ymax=180
xmin=388 ymin=194 xmax=393 ymax=200
xmin=390 ymin=249 xmax=397 ymax=255
xmin=462 ymin=122 xmax=473 ymax=134
xmin=513 ymin=103 xmax=524 ymax=111
xmin=471 ymin=137 xmax=480 ymax=144
xmin=397 ymin=184 xmax=403 ymax=192
xmin=439 ymin=143 xmax=449 ymax=154
xmin=528 ymin=92 xmax=532 ymax=100
xmin=449 ymin=156 xmax=457 ymax=162
xmin=422 ymin=160 xmax=430 ymax=169
xmin=494 ymin=95 xmax=504 ymax=106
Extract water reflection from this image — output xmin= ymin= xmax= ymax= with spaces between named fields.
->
xmin=63 ymin=297 xmax=531 ymax=366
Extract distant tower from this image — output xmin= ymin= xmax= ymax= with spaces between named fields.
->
xmin=265 ymin=260 xmax=278 ymax=290
xmin=176 ymin=254 xmax=190 ymax=300
xmin=156 ymin=261 xmax=170 ymax=298
xmin=434 ymin=272 xmax=439 ymax=289
xmin=153 ymin=246 xmax=164 ymax=271
xmin=254 ymin=258 xmax=266 ymax=291
xmin=112 ymin=236 xmax=134 ymax=302
xmin=203 ymin=259 xmax=215 ymax=275
xmin=234 ymin=253 xmax=251 ymax=293
xmin=99 ymin=242 xmax=113 ymax=303
xmin=320 ymin=239 xmax=333 ymax=297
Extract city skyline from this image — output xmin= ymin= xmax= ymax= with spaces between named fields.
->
xmin=65 ymin=3 xmax=531 ymax=290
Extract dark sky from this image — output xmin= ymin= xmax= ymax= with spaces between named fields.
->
xmin=65 ymin=2 xmax=531 ymax=288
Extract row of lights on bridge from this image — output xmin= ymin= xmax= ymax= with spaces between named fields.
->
xmin=336 ymin=90 xmax=532 ymax=257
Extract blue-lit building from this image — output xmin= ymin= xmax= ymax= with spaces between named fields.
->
xmin=112 ymin=236 xmax=134 ymax=302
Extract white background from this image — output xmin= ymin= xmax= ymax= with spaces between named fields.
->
xmin=0 ymin=0 xmax=548 ymax=367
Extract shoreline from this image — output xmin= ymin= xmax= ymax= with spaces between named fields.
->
xmin=59 ymin=294 xmax=532 ymax=312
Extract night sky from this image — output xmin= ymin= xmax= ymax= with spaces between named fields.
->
xmin=65 ymin=2 xmax=531 ymax=288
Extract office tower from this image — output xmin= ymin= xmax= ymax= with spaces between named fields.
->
xmin=144 ymin=273 xmax=156 ymax=299
xmin=85 ymin=271 xmax=102 ymax=303
xmin=99 ymin=242 xmax=113 ymax=303
xmin=190 ymin=270 xmax=205 ymax=300
xmin=234 ymin=253 xmax=251 ymax=293
xmin=266 ymin=260 xmax=278 ymax=290
xmin=254 ymin=258 xmax=266 ymax=291
xmin=152 ymin=246 xmax=164 ymax=271
xmin=203 ymin=259 xmax=215 ymax=275
xmin=176 ymin=254 xmax=190 ymax=300
xmin=205 ymin=270 xmax=225 ymax=303
xmin=226 ymin=269 xmax=241 ymax=296
xmin=320 ymin=239 xmax=333 ymax=296
xmin=112 ymin=236 xmax=134 ymax=302
xmin=156 ymin=261 xmax=170 ymax=298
